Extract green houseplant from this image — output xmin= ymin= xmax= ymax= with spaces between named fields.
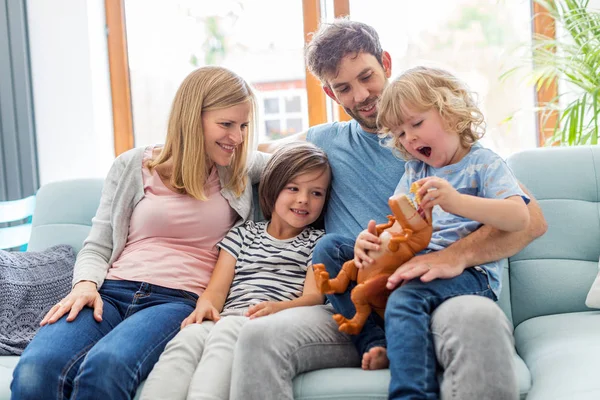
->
xmin=509 ymin=0 xmax=600 ymax=145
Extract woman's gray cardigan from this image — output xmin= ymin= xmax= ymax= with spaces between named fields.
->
xmin=72 ymin=147 xmax=269 ymax=288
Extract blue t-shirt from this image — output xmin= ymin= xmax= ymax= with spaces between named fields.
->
xmin=394 ymin=143 xmax=530 ymax=297
xmin=307 ymin=120 xmax=405 ymax=238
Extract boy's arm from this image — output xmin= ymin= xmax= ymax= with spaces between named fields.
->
xmin=278 ymin=266 xmax=324 ymax=311
xmin=246 ymin=267 xmax=324 ymax=319
xmin=388 ymin=184 xmax=547 ymax=287
xmin=198 ymin=250 xmax=237 ymax=311
xmin=452 ymin=195 xmax=530 ymax=232
xmin=417 ymin=175 xmax=530 ymax=232
xmin=258 ymin=131 xmax=307 ymax=153
xmin=181 ymin=250 xmax=237 ymax=327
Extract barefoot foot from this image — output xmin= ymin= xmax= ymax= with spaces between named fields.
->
xmin=361 ymin=346 xmax=389 ymax=370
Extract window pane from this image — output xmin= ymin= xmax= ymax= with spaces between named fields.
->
xmin=264 ymin=98 xmax=279 ymax=114
xmin=265 ymin=120 xmax=282 ymax=138
xmin=124 ymin=0 xmax=308 ymax=146
xmin=348 ymin=0 xmax=536 ymax=157
xmin=286 ymin=118 xmax=303 ymax=134
xmin=284 ymin=96 xmax=301 ymax=113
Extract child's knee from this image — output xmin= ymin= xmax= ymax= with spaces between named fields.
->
xmin=385 ymin=286 xmax=427 ymax=319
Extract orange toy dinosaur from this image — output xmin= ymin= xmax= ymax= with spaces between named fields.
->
xmin=313 ymin=183 xmax=433 ymax=335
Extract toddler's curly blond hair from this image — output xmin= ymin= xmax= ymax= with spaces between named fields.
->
xmin=377 ymin=66 xmax=485 ymax=160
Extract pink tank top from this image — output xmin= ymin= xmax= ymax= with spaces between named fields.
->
xmin=107 ymin=146 xmax=238 ymax=295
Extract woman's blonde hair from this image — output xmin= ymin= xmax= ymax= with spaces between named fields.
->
xmin=377 ymin=66 xmax=485 ymax=160
xmin=148 ymin=66 xmax=256 ymax=200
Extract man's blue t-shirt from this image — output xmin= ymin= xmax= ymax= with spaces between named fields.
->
xmin=307 ymin=120 xmax=405 ymax=239
xmin=394 ymin=143 xmax=530 ymax=297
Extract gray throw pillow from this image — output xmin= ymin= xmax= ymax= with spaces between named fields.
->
xmin=0 ymin=244 xmax=75 ymax=355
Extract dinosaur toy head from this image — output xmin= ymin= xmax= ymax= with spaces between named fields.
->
xmin=388 ymin=183 xmax=432 ymax=232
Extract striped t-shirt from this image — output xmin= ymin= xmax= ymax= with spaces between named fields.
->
xmin=217 ymin=221 xmax=324 ymax=312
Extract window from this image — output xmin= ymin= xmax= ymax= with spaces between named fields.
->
xmin=348 ymin=0 xmax=537 ymax=157
xmin=108 ymin=1 xmax=552 ymax=155
xmin=257 ymin=89 xmax=308 ymax=140
xmin=122 ymin=0 xmax=308 ymax=147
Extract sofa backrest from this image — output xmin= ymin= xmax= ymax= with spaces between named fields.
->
xmin=28 ymin=179 xmax=103 ymax=253
xmin=506 ymin=145 xmax=600 ymax=328
xmin=29 ymin=146 xmax=600 ymax=329
xmin=28 ymin=179 xmax=261 ymax=255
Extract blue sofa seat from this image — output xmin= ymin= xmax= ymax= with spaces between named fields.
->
xmin=514 ymin=312 xmax=600 ymax=400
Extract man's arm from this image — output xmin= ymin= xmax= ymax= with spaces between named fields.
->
xmin=257 ymin=131 xmax=307 ymax=153
xmin=387 ymin=184 xmax=547 ymax=287
xmin=448 ymin=184 xmax=546 ymax=266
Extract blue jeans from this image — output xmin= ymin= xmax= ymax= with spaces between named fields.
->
xmin=312 ymin=234 xmax=386 ymax=355
xmin=386 ymin=268 xmax=496 ymax=400
xmin=11 ymin=280 xmax=197 ymax=400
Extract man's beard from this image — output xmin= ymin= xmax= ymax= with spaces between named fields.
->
xmin=343 ymin=98 xmax=379 ymax=132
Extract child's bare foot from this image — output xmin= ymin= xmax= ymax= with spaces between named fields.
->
xmin=361 ymin=346 xmax=389 ymax=370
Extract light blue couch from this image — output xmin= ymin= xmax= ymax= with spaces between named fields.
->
xmin=1 ymin=145 xmax=599 ymax=399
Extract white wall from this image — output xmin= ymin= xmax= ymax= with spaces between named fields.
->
xmin=27 ymin=0 xmax=114 ymax=185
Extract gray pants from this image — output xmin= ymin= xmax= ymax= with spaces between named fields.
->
xmin=140 ymin=314 xmax=248 ymax=400
xmin=230 ymin=296 xmax=518 ymax=400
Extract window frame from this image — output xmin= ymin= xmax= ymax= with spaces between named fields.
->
xmin=532 ymin=0 xmax=558 ymax=146
xmin=105 ymin=0 xmax=134 ymax=156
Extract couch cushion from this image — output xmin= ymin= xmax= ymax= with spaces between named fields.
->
xmin=293 ymin=368 xmax=389 ymax=400
xmin=0 ymin=359 xmax=531 ymax=400
xmin=509 ymin=259 xmax=597 ymax=327
xmin=28 ymin=179 xmax=103 ymax=253
xmin=0 ymin=357 xmax=144 ymax=400
xmin=0 ymin=356 xmax=19 ymax=400
xmin=585 ymin=258 xmax=600 ymax=308
xmin=514 ymin=311 xmax=600 ymax=400
xmin=507 ymin=146 xmax=600 ymax=326
xmin=291 ymin=356 xmax=532 ymax=400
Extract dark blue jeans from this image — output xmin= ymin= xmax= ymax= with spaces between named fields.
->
xmin=386 ymin=268 xmax=496 ymax=400
xmin=312 ymin=234 xmax=387 ymax=355
xmin=11 ymin=280 xmax=197 ymax=400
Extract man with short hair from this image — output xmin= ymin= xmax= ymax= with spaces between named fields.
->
xmin=231 ymin=18 xmax=546 ymax=400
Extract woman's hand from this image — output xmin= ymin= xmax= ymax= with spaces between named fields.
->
xmin=246 ymin=301 xmax=283 ymax=319
xmin=416 ymin=177 xmax=462 ymax=214
xmin=354 ymin=220 xmax=381 ymax=268
xmin=181 ymin=299 xmax=221 ymax=329
xmin=40 ymin=281 xmax=102 ymax=326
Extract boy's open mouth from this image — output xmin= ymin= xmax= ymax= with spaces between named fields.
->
xmin=417 ymin=146 xmax=431 ymax=157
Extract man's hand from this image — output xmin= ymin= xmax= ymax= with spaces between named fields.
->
xmin=387 ymin=249 xmax=467 ymax=290
xmin=354 ymin=220 xmax=381 ymax=268
xmin=181 ymin=299 xmax=221 ymax=329
xmin=40 ymin=281 xmax=102 ymax=326
xmin=246 ymin=301 xmax=283 ymax=319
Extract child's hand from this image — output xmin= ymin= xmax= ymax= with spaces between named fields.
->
xmin=354 ymin=220 xmax=381 ymax=269
xmin=181 ymin=299 xmax=220 ymax=329
xmin=415 ymin=177 xmax=462 ymax=214
xmin=246 ymin=301 xmax=282 ymax=319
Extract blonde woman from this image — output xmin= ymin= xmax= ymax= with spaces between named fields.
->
xmin=11 ymin=66 xmax=268 ymax=400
